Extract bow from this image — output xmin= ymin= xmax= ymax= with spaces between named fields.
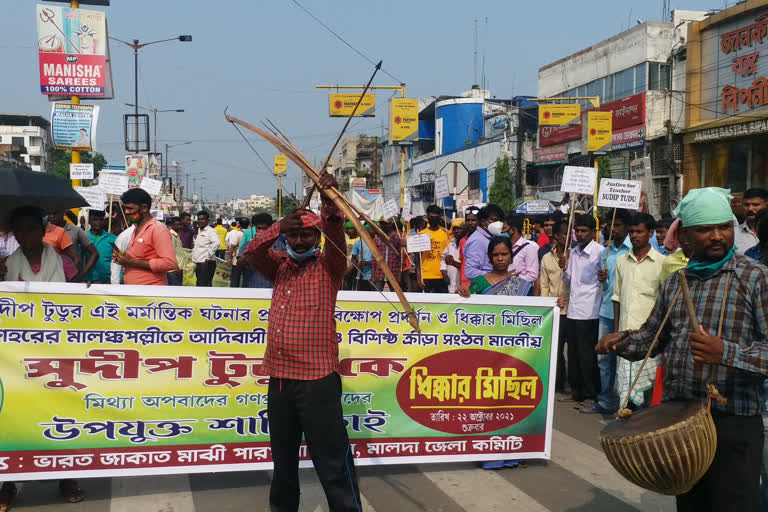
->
xmin=224 ymin=112 xmax=421 ymax=333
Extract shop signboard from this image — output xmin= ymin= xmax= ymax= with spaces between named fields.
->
xmin=36 ymin=4 xmax=109 ymax=96
xmin=611 ymin=125 xmax=645 ymax=151
xmin=533 ymin=145 xmax=567 ymax=165
xmin=598 ymin=93 xmax=645 ymax=130
xmin=329 ymin=93 xmax=376 ymax=117
xmin=539 ymin=124 xmax=581 ymax=147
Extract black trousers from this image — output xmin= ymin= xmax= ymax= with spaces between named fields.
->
xmin=424 ymin=278 xmax=448 ymax=293
xmin=195 ymin=261 xmax=216 ymax=287
xmin=268 ymin=373 xmax=361 ymax=512
xmin=676 ymin=414 xmax=762 ymax=511
xmin=567 ymin=318 xmax=600 ymax=401
xmin=555 ymin=315 xmax=569 ymax=393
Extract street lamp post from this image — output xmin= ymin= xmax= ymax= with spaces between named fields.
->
xmin=186 ymin=172 xmax=204 ymax=201
xmin=165 ymin=142 xmax=192 ymax=180
xmin=109 ymin=35 xmax=192 ymax=152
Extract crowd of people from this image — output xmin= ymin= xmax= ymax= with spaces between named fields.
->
xmin=1 ymin=182 xmax=768 ymax=511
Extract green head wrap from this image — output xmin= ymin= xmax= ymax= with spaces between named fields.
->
xmin=673 ymin=187 xmax=733 ymax=227
xmin=344 ymin=221 xmax=354 ymax=229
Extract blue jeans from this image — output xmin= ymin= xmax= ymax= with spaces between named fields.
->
xmin=167 ymin=272 xmax=182 ymax=286
xmin=596 ymin=316 xmax=618 ymax=411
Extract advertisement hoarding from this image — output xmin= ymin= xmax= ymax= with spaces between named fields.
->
xmin=273 ymin=155 xmax=287 ymax=175
xmin=329 ymin=93 xmax=376 ymax=117
xmin=538 ymin=104 xmax=581 ymax=126
xmin=36 ymin=5 xmax=109 ymax=96
xmin=586 ymin=112 xmax=612 ymax=152
xmin=389 ymin=98 xmax=419 ymax=144
xmin=51 ymin=103 xmax=99 ymax=151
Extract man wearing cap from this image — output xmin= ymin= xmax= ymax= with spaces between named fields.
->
xmin=598 ymin=187 xmax=768 ymax=511
xmin=241 ymin=172 xmax=361 ymax=512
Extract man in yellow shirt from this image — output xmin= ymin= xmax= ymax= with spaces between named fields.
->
xmin=612 ymin=212 xmax=665 ymax=410
xmin=213 ymin=218 xmax=228 ymax=259
xmin=419 ymin=205 xmax=449 ymax=293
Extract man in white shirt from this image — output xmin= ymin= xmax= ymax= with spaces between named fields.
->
xmin=561 ymin=214 xmax=604 ymax=405
xmin=110 ymin=225 xmax=135 ymax=285
xmin=191 ymin=211 xmax=220 ymax=287
xmin=225 ymin=220 xmax=244 ymax=265
xmin=734 ymin=188 xmax=767 ymax=253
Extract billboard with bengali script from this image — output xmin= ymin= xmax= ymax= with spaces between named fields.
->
xmin=36 ymin=4 xmax=108 ymax=96
xmin=389 ymin=98 xmax=419 ymax=144
xmin=0 ymin=283 xmax=557 ymax=480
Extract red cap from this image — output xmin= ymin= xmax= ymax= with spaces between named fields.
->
xmin=301 ymin=212 xmax=322 ymax=230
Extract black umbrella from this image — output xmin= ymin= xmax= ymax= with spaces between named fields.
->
xmin=0 ymin=167 xmax=88 ymax=218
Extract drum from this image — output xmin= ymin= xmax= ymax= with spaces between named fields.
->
xmin=599 ymin=401 xmax=717 ymax=496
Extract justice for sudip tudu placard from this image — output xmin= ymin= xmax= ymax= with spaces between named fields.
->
xmin=36 ymin=5 xmax=108 ymax=96
xmin=0 ymin=283 xmax=558 ymax=480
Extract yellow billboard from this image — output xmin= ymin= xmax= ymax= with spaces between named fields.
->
xmin=539 ymin=104 xmax=581 ymax=126
xmin=274 ymin=154 xmax=287 ymax=175
xmin=389 ymin=98 xmax=419 ymax=144
xmin=587 ymin=111 xmax=612 ymax=152
xmin=329 ymin=93 xmax=376 ymax=117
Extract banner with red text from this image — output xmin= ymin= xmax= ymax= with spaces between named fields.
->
xmin=0 ymin=283 xmax=557 ymax=480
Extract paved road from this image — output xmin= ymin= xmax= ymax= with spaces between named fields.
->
xmin=7 ymin=402 xmax=675 ymax=512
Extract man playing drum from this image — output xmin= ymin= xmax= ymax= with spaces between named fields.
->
xmin=598 ymin=187 xmax=768 ymax=511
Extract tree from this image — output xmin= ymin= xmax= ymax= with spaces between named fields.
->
xmin=488 ymin=156 xmax=516 ymax=213
xmin=273 ymin=192 xmax=300 ymax=217
xmin=47 ymin=147 xmax=107 ymax=185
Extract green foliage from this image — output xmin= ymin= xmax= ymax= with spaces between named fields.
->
xmin=47 ymin=147 xmax=107 ymax=186
xmin=488 ymin=156 xmax=516 ymax=213
xmin=273 ymin=192 xmax=300 ymax=217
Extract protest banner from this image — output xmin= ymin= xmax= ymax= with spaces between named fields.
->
xmin=434 ymin=176 xmax=450 ymax=200
xmin=597 ymin=178 xmax=642 ymax=210
xmin=70 ymin=163 xmax=94 ymax=181
xmin=383 ymin=199 xmax=400 ymax=220
xmin=560 ymin=166 xmax=597 ymax=195
xmin=406 ymin=233 xmax=431 ymax=253
xmin=125 ymin=155 xmax=147 ymax=189
xmin=51 ymin=104 xmax=99 ymax=151
xmin=96 ymin=172 xmax=128 ymax=197
xmin=74 ymin=186 xmax=107 ymax=210
xmin=0 ymin=282 xmax=557 ymax=479
xmin=139 ymin=177 xmax=162 ymax=197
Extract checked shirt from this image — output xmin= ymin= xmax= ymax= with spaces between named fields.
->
xmin=244 ymin=197 xmax=346 ymax=380
xmin=617 ymin=254 xmax=768 ymax=416
xmin=372 ymin=232 xmax=401 ymax=284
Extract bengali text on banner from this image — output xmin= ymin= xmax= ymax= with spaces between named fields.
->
xmin=0 ymin=283 xmax=558 ymax=480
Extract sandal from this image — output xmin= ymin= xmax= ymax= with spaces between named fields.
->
xmin=0 ymin=482 xmax=17 ymax=512
xmin=59 ymin=479 xmax=84 ymax=504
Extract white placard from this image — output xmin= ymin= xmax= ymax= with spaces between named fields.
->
xmin=435 ymin=175 xmax=450 ymax=200
xmin=139 ymin=177 xmax=163 ymax=197
xmin=69 ymin=163 xmax=94 ymax=180
xmin=597 ymin=178 xmax=642 ymax=210
xmin=309 ymin=197 xmax=320 ymax=211
xmin=97 ymin=173 xmax=129 ymax=196
xmin=527 ymin=200 xmax=551 ymax=215
xmin=403 ymin=190 xmax=412 ymax=213
xmin=406 ymin=233 xmax=431 ymax=253
xmin=383 ymin=199 xmax=400 ymax=220
xmin=151 ymin=210 xmax=164 ymax=221
xmin=561 ymin=165 xmax=598 ymax=195
xmin=411 ymin=201 xmax=426 ymax=217
xmin=74 ymin=186 xmax=107 ymax=210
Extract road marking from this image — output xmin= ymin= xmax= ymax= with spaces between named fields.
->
xmin=110 ymin=474 xmax=195 ymax=512
xmin=551 ymin=430 xmax=674 ymax=510
xmin=418 ymin=464 xmax=550 ymax=511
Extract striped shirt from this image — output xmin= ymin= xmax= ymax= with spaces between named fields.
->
xmin=617 ymin=254 xmax=768 ymax=416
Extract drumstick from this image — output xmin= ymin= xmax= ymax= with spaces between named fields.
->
xmin=677 ymin=270 xmax=699 ymax=331
xmin=617 ymin=288 xmax=681 ymax=419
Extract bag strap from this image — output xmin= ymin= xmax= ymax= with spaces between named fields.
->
xmin=510 ymin=241 xmax=530 ymax=261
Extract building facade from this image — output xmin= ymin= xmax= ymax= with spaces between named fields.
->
xmin=537 ymin=11 xmax=706 ymax=215
xmin=0 ymin=114 xmax=50 ymax=172
xmin=683 ymin=0 xmax=768 ymax=209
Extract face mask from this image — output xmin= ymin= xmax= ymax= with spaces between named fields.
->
xmin=487 ymin=221 xmax=504 ymax=236
xmin=287 ymin=246 xmax=319 ymax=262
xmin=500 ymin=232 xmax=510 ymax=239
xmin=125 ymin=212 xmax=141 ymax=226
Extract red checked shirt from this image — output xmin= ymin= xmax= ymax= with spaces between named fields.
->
xmin=244 ymin=197 xmax=346 ymax=380
xmin=372 ymin=232 xmax=401 ymax=283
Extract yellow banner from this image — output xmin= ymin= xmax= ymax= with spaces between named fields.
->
xmin=538 ymin=104 xmax=581 ymax=126
xmin=329 ymin=93 xmax=376 ymax=117
xmin=389 ymin=98 xmax=419 ymax=144
xmin=273 ymin=154 xmax=287 ymax=175
xmin=587 ymin=111 xmax=612 ymax=152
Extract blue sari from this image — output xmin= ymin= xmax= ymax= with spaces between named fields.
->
xmin=479 ymin=275 xmax=532 ymax=296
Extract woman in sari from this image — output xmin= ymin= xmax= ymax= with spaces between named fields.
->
xmin=457 ymin=236 xmax=533 ymax=298
xmin=456 ymin=236 xmax=529 ymax=470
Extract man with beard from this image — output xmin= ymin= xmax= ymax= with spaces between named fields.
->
xmin=735 ymin=188 xmax=768 ymax=254
xmin=598 ymin=187 xmax=768 ymax=511
xmin=464 ymin=204 xmax=505 ymax=280
xmin=418 ymin=205 xmax=450 ymax=293
xmin=241 ymin=172 xmax=361 ymax=512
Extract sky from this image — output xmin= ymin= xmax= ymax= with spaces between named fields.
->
xmin=1 ymin=0 xmax=720 ymax=202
